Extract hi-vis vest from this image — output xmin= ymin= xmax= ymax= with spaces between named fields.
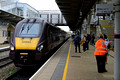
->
xmin=94 ymin=39 xmax=108 ymax=55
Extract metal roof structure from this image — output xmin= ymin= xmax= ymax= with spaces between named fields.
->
xmin=56 ymin=0 xmax=97 ymax=31
xmin=0 ymin=10 xmax=24 ymax=25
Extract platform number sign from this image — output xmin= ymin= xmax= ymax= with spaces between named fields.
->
xmin=96 ymin=4 xmax=113 ymax=16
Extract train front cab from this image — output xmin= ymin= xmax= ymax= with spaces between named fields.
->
xmin=9 ymin=18 xmax=68 ymax=67
xmin=10 ymin=18 xmax=47 ymax=67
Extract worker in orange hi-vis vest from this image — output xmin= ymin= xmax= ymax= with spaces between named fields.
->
xmin=94 ymin=34 xmax=112 ymax=73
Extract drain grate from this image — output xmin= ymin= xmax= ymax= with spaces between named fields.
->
xmin=71 ymin=56 xmax=81 ymax=58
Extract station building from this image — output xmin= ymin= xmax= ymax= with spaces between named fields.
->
xmin=0 ymin=0 xmax=39 ymax=18
xmin=39 ymin=10 xmax=66 ymax=25
xmin=0 ymin=0 xmax=39 ymax=43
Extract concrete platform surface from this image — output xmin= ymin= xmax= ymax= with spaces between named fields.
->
xmin=30 ymin=39 xmax=114 ymax=80
xmin=0 ymin=44 xmax=10 ymax=48
xmin=66 ymin=40 xmax=114 ymax=80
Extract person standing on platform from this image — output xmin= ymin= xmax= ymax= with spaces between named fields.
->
xmin=82 ymin=35 xmax=86 ymax=52
xmin=104 ymin=34 xmax=107 ymax=40
xmin=94 ymin=34 xmax=109 ymax=73
xmin=86 ymin=34 xmax=91 ymax=50
xmin=74 ymin=32 xmax=81 ymax=53
xmin=104 ymin=39 xmax=112 ymax=64
xmin=91 ymin=34 xmax=95 ymax=45
xmin=103 ymin=34 xmax=111 ymax=64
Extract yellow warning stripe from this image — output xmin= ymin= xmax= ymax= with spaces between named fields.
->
xmin=99 ymin=19 xmax=106 ymax=21
xmin=62 ymin=41 xmax=72 ymax=80
xmin=101 ymin=26 xmax=114 ymax=27
xmin=108 ymin=35 xmax=114 ymax=37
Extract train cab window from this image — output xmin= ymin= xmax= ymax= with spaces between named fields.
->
xmin=17 ymin=23 xmax=42 ymax=38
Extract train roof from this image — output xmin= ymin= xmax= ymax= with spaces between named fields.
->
xmin=17 ymin=17 xmax=66 ymax=33
xmin=20 ymin=17 xmax=45 ymax=23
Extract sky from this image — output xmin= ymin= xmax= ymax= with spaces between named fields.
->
xmin=19 ymin=0 xmax=59 ymax=10
xmin=19 ymin=0 xmax=70 ymax=32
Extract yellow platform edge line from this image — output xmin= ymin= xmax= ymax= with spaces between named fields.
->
xmin=62 ymin=41 xmax=72 ymax=80
xmin=101 ymin=26 xmax=114 ymax=27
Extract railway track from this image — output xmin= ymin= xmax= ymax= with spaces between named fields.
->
xmin=0 ymin=47 xmax=11 ymax=68
xmin=5 ymin=51 xmax=55 ymax=80
xmin=5 ymin=40 xmax=66 ymax=80
xmin=5 ymin=68 xmax=39 ymax=80
xmin=0 ymin=57 xmax=13 ymax=68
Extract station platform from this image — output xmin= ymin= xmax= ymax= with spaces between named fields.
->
xmin=29 ymin=38 xmax=114 ymax=80
xmin=0 ymin=44 xmax=9 ymax=48
xmin=0 ymin=44 xmax=10 ymax=51
xmin=0 ymin=44 xmax=10 ymax=60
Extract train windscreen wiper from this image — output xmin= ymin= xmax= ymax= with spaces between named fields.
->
xmin=20 ymin=23 xmax=27 ymax=33
xmin=27 ymin=19 xmax=36 ymax=33
xmin=27 ymin=23 xmax=34 ymax=33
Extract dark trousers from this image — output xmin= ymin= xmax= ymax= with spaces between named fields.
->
xmin=95 ymin=55 xmax=106 ymax=73
xmin=75 ymin=43 xmax=80 ymax=53
xmin=91 ymin=39 xmax=95 ymax=45
xmin=86 ymin=42 xmax=89 ymax=50
xmin=83 ymin=42 xmax=86 ymax=52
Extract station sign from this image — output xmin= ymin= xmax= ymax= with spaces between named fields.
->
xmin=82 ymin=24 xmax=87 ymax=29
xmin=96 ymin=4 xmax=113 ymax=16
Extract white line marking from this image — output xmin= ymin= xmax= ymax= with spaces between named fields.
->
xmin=0 ymin=46 xmax=10 ymax=50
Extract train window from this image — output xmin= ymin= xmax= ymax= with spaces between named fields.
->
xmin=17 ymin=23 xmax=41 ymax=37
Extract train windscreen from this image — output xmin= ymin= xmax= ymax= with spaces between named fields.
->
xmin=17 ymin=23 xmax=41 ymax=38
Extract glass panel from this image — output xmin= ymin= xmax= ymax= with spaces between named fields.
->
xmin=41 ymin=14 xmax=48 ymax=18
xmin=52 ymin=14 xmax=58 ymax=18
xmin=18 ymin=23 xmax=41 ymax=38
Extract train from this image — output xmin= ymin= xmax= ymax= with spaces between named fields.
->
xmin=9 ymin=18 xmax=69 ymax=67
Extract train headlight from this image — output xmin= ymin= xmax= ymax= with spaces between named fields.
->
xmin=10 ymin=46 xmax=14 ymax=51
xmin=37 ymin=45 xmax=43 ymax=51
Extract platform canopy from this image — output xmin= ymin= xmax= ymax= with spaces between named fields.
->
xmin=56 ymin=0 xmax=97 ymax=31
xmin=0 ymin=10 xmax=24 ymax=24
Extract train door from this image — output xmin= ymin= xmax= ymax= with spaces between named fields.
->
xmin=7 ymin=24 xmax=15 ymax=42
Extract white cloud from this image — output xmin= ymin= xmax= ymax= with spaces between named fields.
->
xmin=19 ymin=0 xmax=59 ymax=10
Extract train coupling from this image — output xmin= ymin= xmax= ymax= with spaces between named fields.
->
xmin=20 ymin=56 xmax=28 ymax=63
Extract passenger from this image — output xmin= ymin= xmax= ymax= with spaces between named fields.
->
xmin=91 ymin=34 xmax=95 ymax=45
xmin=74 ymin=32 xmax=81 ymax=53
xmin=103 ymin=34 xmax=110 ymax=64
xmin=82 ymin=35 xmax=86 ymax=53
xmin=94 ymin=34 xmax=111 ymax=73
xmin=86 ymin=34 xmax=91 ymax=50
xmin=104 ymin=34 xmax=107 ymax=40
xmin=105 ymin=39 xmax=112 ymax=64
